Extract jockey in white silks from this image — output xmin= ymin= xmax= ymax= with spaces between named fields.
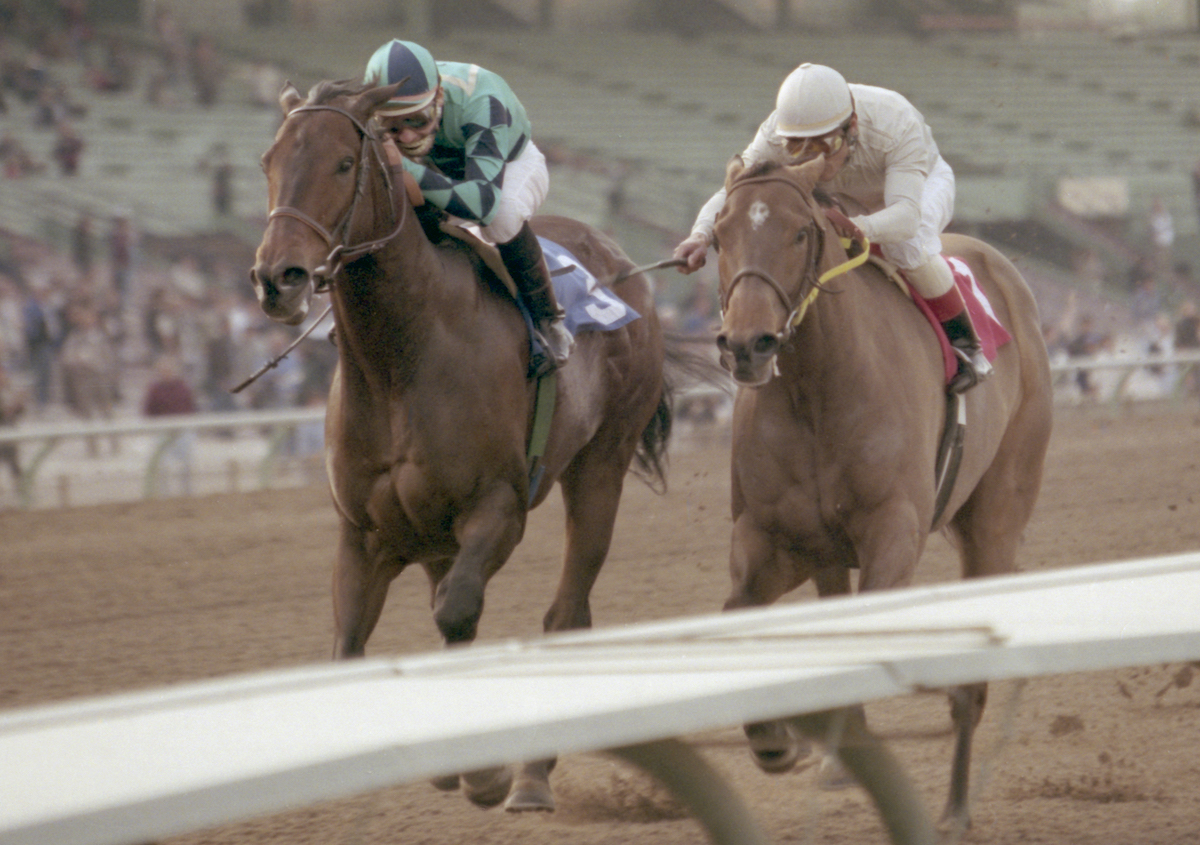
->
xmin=674 ymin=62 xmax=993 ymax=391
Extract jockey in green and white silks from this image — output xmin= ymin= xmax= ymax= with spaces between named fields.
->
xmin=675 ymin=63 xmax=992 ymax=392
xmin=364 ymin=39 xmax=572 ymax=373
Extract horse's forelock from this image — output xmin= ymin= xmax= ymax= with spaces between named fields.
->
xmin=738 ymin=160 xmax=782 ymax=182
xmin=306 ymin=79 xmax=372 ymax=107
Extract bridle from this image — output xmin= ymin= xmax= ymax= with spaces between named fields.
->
xmin=266 ymin=103 xmax=408 ymax=291
xmin=718 ymin=172 xmax=868 ymax=341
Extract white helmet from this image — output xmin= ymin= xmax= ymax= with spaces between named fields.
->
xmin=775 ymin=63 xmax=853 ymax=138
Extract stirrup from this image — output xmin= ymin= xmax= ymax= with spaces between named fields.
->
xmin=538 ymin=318 xmax=574 ymax=367
xmin=948 ymin=344 xmax=993 ymax=394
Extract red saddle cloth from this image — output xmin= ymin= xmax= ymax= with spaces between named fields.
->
xmin=906 ymin=256 xmax=1013 ymax=386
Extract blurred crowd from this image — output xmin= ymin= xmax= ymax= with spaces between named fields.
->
xmin=0 ymin=219 xmax=336 ymax=432
xmin=0 ymin=0 xmax=326 ymax=452
xmin=1 ymin=0 xmax=1198 ymax=450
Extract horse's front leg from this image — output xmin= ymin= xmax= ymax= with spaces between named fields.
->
xmin=421 ymin=486 xmax=527 ymax=809
xmin=504 ymin=450 xmax=631 ymax=813
xmin=331 ymin=517 xmax=400 ymax=659
xmin=724 ymin=512 xmax=820 ymax=774
xmin=432 ymin=485 xmax=525 ymax=644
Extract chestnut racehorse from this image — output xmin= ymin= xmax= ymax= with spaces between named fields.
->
xmin=251 ymin=80 xmax=675 ymax=813
xmin=712 ymin=157 xmax=1052 ymax=829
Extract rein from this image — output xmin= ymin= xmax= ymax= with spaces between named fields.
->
xmin=267 ymin=103 xmax=408 ymax=290
xmin=233 ymin=102 xmax=410 ymax=394
xmin=720 ymin=172 xmax=870 ymax=338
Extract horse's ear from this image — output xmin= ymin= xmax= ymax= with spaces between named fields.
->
xmin=724 ymin=155 xmax=746 ymax=190
xmin=358 ymin=80 xmax=408 ymax=119
xmin=279 ymin=81 xmax=303 ymax=116
xmin=786 ymin=156 xmax=824 ymax=191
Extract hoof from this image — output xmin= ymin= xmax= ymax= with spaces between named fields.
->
xmin=817 ymin=754 xmax=856 ymax=790
xmin=504 ymin=774 xmax=556 ymax=812
xmin=429 ymin=773 xmax=461 ymax=792
xmin=461 ymin=766 xmax=513 ymax=809
xmin=746 ymin=720 xmax=811 ymax=774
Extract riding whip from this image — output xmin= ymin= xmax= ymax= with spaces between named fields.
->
xmin=229 ymin=304 xmax=333 ymax=394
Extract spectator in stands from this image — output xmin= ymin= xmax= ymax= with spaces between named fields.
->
xmin=21 ymin=278 xmax=60 ymax=414
xmin=1175 ymin=300 xmax=1199 ymax=399
xmin=142 ymin=354 xmax=197 ymax=496
xmin=1066 ymin=313 xmax=1105 ymax=401
xmin=0 ymin=274 xmax=24 ymax=369
xmin=0 ymin=362 xmax=26 ymax=492
xmin=362 ymin=38 xmax=572 ymax=372
xmin=673 ymin=62 xmax=990 ymax=393
xmin=106 ymin=211 xmax=136 ymax=306
xmin=147 ymin=5 xmax=188 ymax=107
xmin=85 ymin=35 xmax=136 ymax=94
xmin=679 ymin=279 xmax=718 ymax=336
xmin=51 ymin=119 xmax=84 ymax=176
xmin=0 ymin=131 xmax=45 ymax=177
xmin=198 ymin=142 xmax=235 ymax=219
xmin=1147 ymin=196 xmax=1175 ymax=281
xmin=1130 ymin=274 xmax=1162 ymax=338
xmin=1193 ymin=157 xmax=1200 ymax=223
xmin=59 ymin=301 xmax=118 ymax=456
xmin=70 ymin=210 xmax=94 ymax=281
xmin=187 ymin=33 xmax=222 ymax=107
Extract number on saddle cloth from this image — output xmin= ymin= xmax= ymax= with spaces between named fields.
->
xmin=538 ymin=238 xmax=641 ymax=335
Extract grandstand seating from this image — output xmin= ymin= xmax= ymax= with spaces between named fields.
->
xmin=2 ymin=24 xmax=1196 ymax=275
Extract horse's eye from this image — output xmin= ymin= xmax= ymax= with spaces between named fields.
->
xmin=337 ymin=156 xmax=354 ymax=173
xmin=795 ymin=228 xmax=808 ymax=244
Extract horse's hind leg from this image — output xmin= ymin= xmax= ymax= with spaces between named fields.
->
xmin=541 ymin=440 xmax=634 ymax=633
xmin=941 ymin=400 xmax=1050 ymax=828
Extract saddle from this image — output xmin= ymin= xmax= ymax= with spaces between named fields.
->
xmin=865 ymin=247 xmax=1011 ymax=387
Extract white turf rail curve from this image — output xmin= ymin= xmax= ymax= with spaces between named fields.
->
xmin=2 ymin=553 xmax=1200 ymax=845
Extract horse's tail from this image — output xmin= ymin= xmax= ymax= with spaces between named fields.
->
xmin=631 ymin=385 xmax=673 ymax=494
xmin=630 ymin=332 xmax=732 ymax=493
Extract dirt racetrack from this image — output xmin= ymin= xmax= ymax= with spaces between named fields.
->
xmin=4 ymin=405 xmax=1200 ymax=845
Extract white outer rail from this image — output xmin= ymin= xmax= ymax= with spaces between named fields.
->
xmin=2 ymin=552 xmax=1200 ymax=845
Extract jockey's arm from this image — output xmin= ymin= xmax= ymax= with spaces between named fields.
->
xmin=847 ymin=116 xmax=932 ymax=245
xmin=849 ymin=165 xmax=923 ymax=244
xmin=399 ymin=144 xmax=505 ymax=226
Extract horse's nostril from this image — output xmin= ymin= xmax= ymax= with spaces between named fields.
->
xmin=752 ymin=334 xmax=779 ymax=356
xmin=716 ymin=335 xmax=730 ymax=353
xmin=281 ymin=266 xmax=310 ymax=288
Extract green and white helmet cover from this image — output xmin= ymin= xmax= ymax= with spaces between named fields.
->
xmin=364 ymin=39 xmax=440 ymax=117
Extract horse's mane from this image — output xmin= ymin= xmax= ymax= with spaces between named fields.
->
xmin=306 ymin=79 xmax=372 ymax=106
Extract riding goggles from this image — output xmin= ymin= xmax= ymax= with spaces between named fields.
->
xmin=786 ymin=126 xmax=847 ymax=162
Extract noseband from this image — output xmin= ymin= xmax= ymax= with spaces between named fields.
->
xmin=267 ymin=103 xmax=408 ymax=290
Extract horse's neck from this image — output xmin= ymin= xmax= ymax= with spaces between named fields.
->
xmin=783 ymin=268 xmax=885 ymax=390
xmin=331 ymin=188 xmax=442 ymax=384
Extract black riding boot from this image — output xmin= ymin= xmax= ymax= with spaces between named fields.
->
xmin=497 ymin=222 xmax=573 ymax=374
xmin=941 ymin=309 xmax=993 ymax=394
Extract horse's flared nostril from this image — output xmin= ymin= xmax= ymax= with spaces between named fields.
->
xmin=753 ymin=334 xmax=779 ymax=357
xmin=280 ymin=266 xmax=311 ymax=289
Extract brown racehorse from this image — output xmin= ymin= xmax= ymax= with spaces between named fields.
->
xmin=711 ymin=157 xmax=1053 ymax=829
xmin=251 ymin=80 xmax=674 ymax=813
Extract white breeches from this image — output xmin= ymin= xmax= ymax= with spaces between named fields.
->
xmin=478 ymin=141 xmax=549 ymax=245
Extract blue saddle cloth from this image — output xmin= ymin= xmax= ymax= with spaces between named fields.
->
xmin=533 ymin=237 xmax=641 ymax=336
